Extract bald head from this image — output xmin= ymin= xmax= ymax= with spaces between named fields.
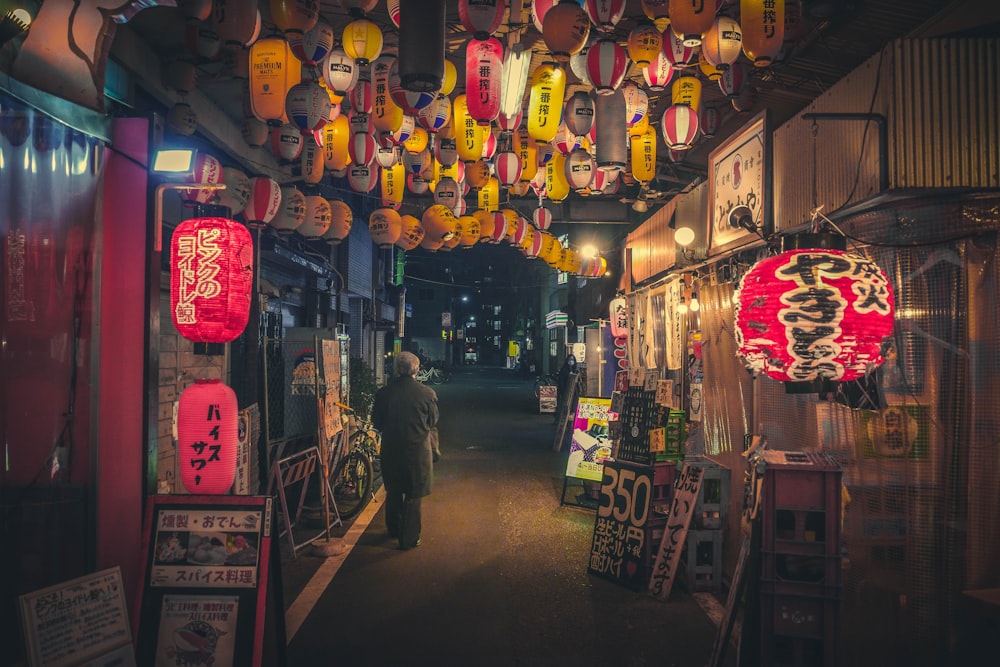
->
xmin=395 ymin=351 xmax=420 ymax=377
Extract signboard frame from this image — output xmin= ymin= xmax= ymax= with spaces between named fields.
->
xmin=587 ymin=459 xmax=654 ymax=591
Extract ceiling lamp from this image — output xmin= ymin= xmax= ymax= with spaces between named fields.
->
xmin=668 ymin=0 xmax=719 ymax=47
xmin=641 ymin=0 xmax=671 ymax=32
xmin=299 ymin=195 xmax=333 ymax=238
xmin=741 ymin=0 xmax=786 ymax=67
xmin=631 ymin=126 xmax=657 ymax=184
xmin=341 ymin=17 xmax=383 ymax=66
xmin=369 ymin=208 xmax=403 ymax=248
xmin=323 ymin=200 xmax=354 ymax=244
xmin=527 ymin=63 xmax=567 ymax=144
xmin=627 ymin=23 xmax=662 ymax=68
xmin=734 ymin=234 xmax=895 ymax=391
xmin=348 ymin=163 xmax=378 ymax=193
xmin=672 ymin=75 xmax=703 ymax=112
xmin=177 ymin=379 xmax=238 ymax=494
xmin=249 ymin=37 xmax=301 ymax=124
xmin=660 ymin=104 xmax=700 ymax=150
xmin=465 ymin=37 xmax=504 ymax=125
xmin=701 ymin=15 xmax=742 ymax=71
xmin=586 ymin=39 xmax=628 ymax=95
xmin=398 ymin=0 xmax=445 ymax=92
xmin=542 ymin=0 xmax=591 ymax=63
xmin=500 ymin=43 xmax=532 ymax=121
xmin=459 ymin=0 xmax=506 ymax=39
xmin=270 ymin=0 xmax=319 ymax=38
xmin=643 ymin=51 xmax=674 ymax=91
xmin=584 ymin=0 xmax=626 ymax=33
xmin=396 ymin=215 xmax=425 ymax=250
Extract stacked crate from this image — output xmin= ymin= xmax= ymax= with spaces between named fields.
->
xmin=642 ymin=461 xmax=677 ymax=578
xmin=758 ymin=450 xmax=843 ymax=667
xmin=680 ymin=456 xmax=728 ymax=592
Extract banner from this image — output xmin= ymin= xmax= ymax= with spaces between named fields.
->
xmin=565 ymin=397 xmax=613 ymax=482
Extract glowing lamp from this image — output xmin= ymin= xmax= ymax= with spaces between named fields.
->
xmin=734 ymin=234 xmax=895 ymax=390
xmin=500 ymin=44 xmax=531 ymax=121
xmin=457 ymin=215 xmax=481 ymax=247
xmin=342 ymin=18 xmax=383 ymax=66
xmin=369 ymin=208 xmax=403 ymax=247
xmin=741 ymin=0 xmax=785 ymax=67
xmin=586 ymin=39 xmax=628 ymax=95
xmin=323 ymin=200 xmax=354 ymax=244
xmin=527 ymin=63 xmax=567 ymax=143
xmin=249 ymin=37 xmax=301 ymax=124
xmin=170 ymin=217 xmax=252 ymax=344
xmin=668 ymin=0 xmax=718 ymax=47
xmin=660 ymin=104 xmax=699 ymax=150
xmin=396 ymin=215 xmax=425 ymax=250
xmin=702 ymin=15 xmax=742 ymax=70
xmin=542 ymin=0 xmax=591 ymax=62
xmin=459 ymin=0 xmax=506 ymax=39
xmin=609 ymin=296 xmax=628 ymax=337
xmin=627 ymin=23 xmax=662 ymax=67
xmin=270 ymin=0 xmax=319 ymax=37
xmin=178 ymin=379 xmax=238 ymax=494
xmin=381 ymin=162 xmax=406 ymax=207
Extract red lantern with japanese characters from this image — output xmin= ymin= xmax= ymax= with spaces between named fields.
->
xmin=178 ymin=379 xmax=239 ymax=494
xmin=170 ymin=217 xmax=253 ymax=343
xmin=734 ymin=235 xmax=895 ymax=389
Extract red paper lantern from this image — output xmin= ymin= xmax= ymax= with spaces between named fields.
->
xmin=586 ymin=39 xmax=628 ymax=95
xmin=494 ymin=151 xmax=522 ymax=187
xmin=497 ymin=108 xmax=523 ymax=133
xmin=643 ymin=51 xmax=674 ymax=91
xmin=170 ymin=217 xmax=253 ymax=343
xmin=584 ymin=0 xmax=626 ymax=33
xmin=718 ymin=61 xmax=749 ymax=98
xmin=465 ymin=37 xmax=504 ymax=125
xmin=350 ymin=79 xmax=373 ymax=114
xmin=178 ymin=379 xmax=239 ymax=494
xmin=533 ymin=206 xmax=553 ymax=230
xmin=734 ymin=236 xmax=895 ymax=388
xmin=609 ymin=296 xmax=628 ymax=337
xmin=660 ymin=104 xmax=700 ymax=150
xmin=459 ymin=0 xmax=506 ymax=39
xmin=661 ymin=28 xmax=698 ymax=68
xmin=243 ymin=177 xmax=282 ymax=228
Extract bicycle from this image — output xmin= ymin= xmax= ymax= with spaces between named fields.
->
xmin=532 ymin=373 xmax=558 ymax=400
xmin=329 ymin=403 xmax=381 ymax=520
xmin=415 ymin=366 xmax=446 ymax=384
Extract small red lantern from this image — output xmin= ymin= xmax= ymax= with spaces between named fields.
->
xmin=734 ymin=235 xmax=895 ymax=389
xmin=178 ymin=379 xmax=239 ymax=494
xmin=170 ymin=217 xmax=253 ymax=343
xmin=586 ymin=39 xmax=628 ymax=95
xmin=584 ymin=0 xmax=626 ymax=33
xmin=533 ymin=206 xmax=553 ymax=230
xmin=719 ymin=62 xmax=749 ymax=98
xmin=494 ymin=151 xmax=523 ymax=187
xmin=243 ymin=177 xmax=282 ymax=228
xmin=465 ymin=37 xmax=504 ymax=125
xmin=700 ymin=106 xmax=720 ymax=138
xmin=497 ymin=108 xmax=523 ymax=133
xmin=459 ymin=0 xmax=506 ymax=39
xmin=609 ymin=296 xmax=628 ymax=337
xmin=660 ymin=104 xmax=700 ymax=150
xmin=349 ymin=130 xmax=377 ymax=166
xmin=661 ymin=28 xmax=698 ymax=68
xmin=643 ymin=51 xmax=674 ymax=92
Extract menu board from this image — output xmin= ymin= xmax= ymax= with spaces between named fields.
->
xmin=135 ymin=495 xmax=283 ymax=667
xmin=565 ymin=397 xmax=613 ymax=482
xmin=538 ymin=384 xmax=557 ymax=413
xmin=320 ymin=339 xmax=343 ymax=439
xmin=588 ymin=460 xmax=654 ymax=591
xmin=19 ymin=567 xmax=135 ymax=667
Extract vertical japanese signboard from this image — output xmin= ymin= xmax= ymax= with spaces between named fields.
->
xmin=135 ymin=496 xmax=283 ymax=667
xmin=588 ymin=460 xmax=653 ymax=590
xmin=648 ymin=463 xmax=704 ymax=601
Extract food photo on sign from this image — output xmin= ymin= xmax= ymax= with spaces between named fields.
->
xmin=565 ymin=397 xmax=614 ymax=483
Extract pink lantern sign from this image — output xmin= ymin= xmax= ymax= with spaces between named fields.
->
xmin=178 ymin=379 xmax=239 ymax=494
xmin=465 ymin=37 xmax=503 ymax=125
xmin=734 ymin=240 xmax=895 ymax=386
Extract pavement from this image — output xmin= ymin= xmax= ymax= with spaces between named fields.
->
xmin=276 ymin=366 xmax=737 ymax=667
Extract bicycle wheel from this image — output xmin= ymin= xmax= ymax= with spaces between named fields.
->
xmin=330 ymin=450 xmax=374 ymax=520
xmin=350 ymin=430 xmax=381 ymax=477
xmin=429 ymin=369 xmax=444 ymax=385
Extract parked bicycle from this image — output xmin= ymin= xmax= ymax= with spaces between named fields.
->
xmin=415 ymin=364 xmax=449 ymax=384
xmin=329 ymin=403 xmax=381 ymax=520
xmin=532 ymin=372 xmax=559 ymax=400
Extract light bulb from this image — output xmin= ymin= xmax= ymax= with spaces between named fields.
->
xmin=677 ymin=302 xmax=689 ymax=314
xmin=675 ymin=226 xmax=695 ymax=246
xmin=690 ymin=295 xmax=700 ymax=312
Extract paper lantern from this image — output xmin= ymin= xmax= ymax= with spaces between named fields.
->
xmin=403 ymin=126 xmax=429 ymax=154
xmin=270 ymin=0 xmax=319 ymax=37
xmin=622 ymin=81 xmax=648 ymax=128
xmin=630 ymin=126 xmax=657 ymax=183
xmin=441 ymin=59 xmax=458 ymax=96
xmin=185 ymin=152 xmax=224 ymax=204
xmin=719 ymin=61 xmax=748 ymax=98
xmin=298 ymin=195 xmax=332 ymax=239
xmin=493 ymin=151 xmax=521 ymax=187
xmin=386 ymin=0 xmax=401 ymax=26
xmin=243 ymin=177 xmax=282 ymax=228
xmin=557 ymin=247 xmax=582 ymax=274
xmin=185 ymin=20 xmax=221 ymax=61
xmin=178 ymin=379 xmax=238 ymax=494
xmin=627 ymin=23 xmax=662 ymax=67
xmin=668 ymin=0 xmax=718 ymax=47
xmin=584 ymin=0 xmax=626 ymax=32
xmin=384 ymin=114 xmax=415 ymax=147
xmin=702 ymin=15 xmax=742 ymax=70
xmin=569 ymin=37 xmax=595 ymax=86
xmin=662 ymin=28 xmax=698 ymax=68
xmin=700 ymin=106 xmax=720 ymax=138
xmin=459 ymin=0 xmax=506 ymax=39
xmin=269 ymin=123 xmax=302 ymax=161
xmin=511 ymin=217 xmax=533 ymax=246
xmin=465 ymin=37 xmax=503 ymax=125
xmin=323 ymin=115 xmax=352 ymax=170
xmin=608 ymin=296 xmax=628 ymax=337
xmin=349 ymin=130 xmax=377 ymax=166
xmin=339 ymin=0 xmax=378 ymax=15
xmin=535 ymin=231 xmax=558 ymax=264
xmin=477 ymin=177 xmax=500 ymax=212
xmin=418 ymin=94 xmax=452 ymax=134
xmin=457 ymin=215 xmax=481 ymax=247
xmin=214 ymin=167 xmax=251 ymax=215
xmin=660 ymin=104 xmax=699 ymax=150
xmin=288 ymin=19 xmax=333 ymax=66
xmin=498 ymin=108 xmax=523 ymax=133
xmin=249 ymin=37 xmax=301 ymax=124
xmin=433 ymin=176 xmax=462 ymax=208
xmin=586 ymin=39 xmax=628 ymax=95
xmin=369 ymin=208 xmax=403 ymax=247
xmin=515 ymin=127 xmax=539 ymax=181
xmin=527 ymin=63 xmax=566 ymax=143
xmin=532 ymin=206 xmax=552 ymax=231
xmin=241 ymin=117 xmax=269 ymax=147
xmin=350 ymin=79 xmax=373 ymax=114
xmin=407 ymin=173 xmax=430 ymax=195
xmin=398 ymin=0 xmax=445 ymax=92
xmin=213 ymin=0 xmax=260 ymax=51
xmin=402 ymin=147 xmax=431 ymax=178
xmin=396 ymin=215 xmax=425 ymax=250
xmin=285 ymin=80 xmax=332 ymax=135
xmin=672 ymin=75 xmax=702 ymax=112
xmin=500 ymin=44 xmax=532 ymax=121
xmin=741 ymin=0 xmax=785 ymax=67
xmin=643 ymin=51 xmax=675 ymax=92
xmin=545 ymin=152 xmax=570 ymax=202
xmin=486 ymin=210 xmax=506 ymax=243
xmin=594 ymin=88 xmax=627 ymax=171
xmin=371 ymin=56 xmax=404 ymax=135
xmin=300 ymin=138 xmax=325 ymax=184
xmin=542 ymin=0 xmax=591 ymax=62
xmin=453 ymin=95 xmax=485 ymax=162
xmin=464 ymin=158 xmax=490 ymax=189
xmin=564 ymin=91 xmax=595 ymax=138
xmin=389 ymin=61 xmax=436 ymax=114
xmin=381 ymin=163 xmax=406 ymax=207
xmin=553 ymin=122 xmax=581 ymax=155
xmin=323 ymin=200 xmax=354 ymax=244
xmin=348 ymin=163 xmax=378 ymax=193
xmin=734 ymin=236 xmax=895 ymax=387
xmin=342 ymin=17 xmax=383 ymax=66
xmin=170 ymin=217 xmax=253 ymax=344
xmin=269 ymin=186 xmax=306 ymax=234
xmin=471 ymin=209 xmax=495 ymax=242
xmin=323 ymin=48 xmax=360 ymax=94
xmin=641 ymin=0 xmax=670 ymax=30
xmin=422 ymin=204 xmax=458 ymax=242
xmin=564 ymin=148 xmax=595 ymax=192
xmin=699 ymin=50 xmax=724 ymax=81
xmin=531 ymin=0 xmax=557 ymax=32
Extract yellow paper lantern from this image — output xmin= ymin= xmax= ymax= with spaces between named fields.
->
xmin=472 ymin=208 xmax=495 ymax=242
xmin=540 ymin=232 xmax=562 ymax=266
xmin=515 ymin=127 xmax=539 ymax=182
xmin=557 ymin=247 xmax=582 ymax=274
xmin=516 ymin=224 xmax=536 ymax=253
xmin=439 ymin=59 xmax=457 ymax=96
xmin=668 ymin=0 xmax=717 ymax=47
xmin=381 ymin=162 xmax=405 ymax=207
xmin=342 ymin=17 xmax=383 ymax=65
xmin=741 ymin=0 xmax=785 ymax=67
xmin=629 ymin=111 xmax=650 ymax=137
xmin=421 ymin=204 xmax=459 ymax=242
xmin=300 ymin=138 xmax=325 ymax=184
xmin=249 ymin=37 xmax=301 ymax=124
xmin=627 ymin=24 xmax=662 ymax=67
xmin=369 ymin=207 xmax=403 ymax=248
xmin=672 ymin=75 xmax=702 ymax=113
xmin=457 ymin=215 xmax=480 ymax=247
xmin=396 ymin=214 xmax=425 ymax=250
xmin=403 ymin=126 xmax=429 ymax=154
xmin=698 ymin=51 xmax=723 ymax=81
xmin=545 ymin=151 xmax=570 ymax=202
xmin=270 ymin=0 xmax=319 ymax=36
xmin=641 ymin=0 xmax=671 ymax=32
xmin=630 ymin=125 xmax=657 ymax=184
xmin=465 ymin=159 xmax=492 ymax=189
xmin=371 ymin=56 xmax=403 ymax=135
xmin=453 ymin=95 xmax=484 ymax=162
xmin=527 ymin=63 xmax=566 ymax=144
xmin=541 ymin=1 xmax=590 ymax=62
xmin=477 ymin=177 xmax=499 ymax=212
xmin=323 ymin=114 xmax=351 ymax=171
xmin=420 ymin=234 xmax=446 ymax=251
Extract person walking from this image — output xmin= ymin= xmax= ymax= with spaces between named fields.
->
xmin=372 ymin=351 xmax=439 ymax=550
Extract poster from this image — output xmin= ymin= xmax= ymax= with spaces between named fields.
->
xmin=539 ymin=384 xmax=557 ymax=413
xmin=565 ymin=397 xmax=613 ymax=482
xmin=588 ymin=460 xmax=653 ymax=590
xmin=19 ymin=567 xmax=135 ymax=667
xmin=155 ymin=595 xmax=239 ymax=667
xmin=655 ymin=380 xmax=673 ymax=407
xmin=320 ymin=339 xmax=342 ymax=439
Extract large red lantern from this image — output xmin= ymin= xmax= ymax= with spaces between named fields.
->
xmin=178 ymin=379 xmax=239 ymax=494
xmin=734 ymin=235 xmax=895 ymax=389
xmin=660 ymin=103 xmax=699 ymax=150
xmin=465 ymin=37 xmax=503 ymax=125
xmin=661 ymin=28 xmax=698 ymax=68
xmin=586 ymin=39 xmax=628 ymax=95
xmin=459 ymin=0 xmax=506 ymax=39
xmin=170 ymin=217 xmax=253 ymax=343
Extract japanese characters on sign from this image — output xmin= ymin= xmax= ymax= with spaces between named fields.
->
xmin=648 ymin=463 xmax=704 ymax=600
xmin=150 ymin=509 xmax=264 ymax=589
xmin=588 ymin=460 xmax=653 ymax=590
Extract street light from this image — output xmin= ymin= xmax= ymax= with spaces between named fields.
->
xmin=151 ymin=148 xmax=226 ymax=252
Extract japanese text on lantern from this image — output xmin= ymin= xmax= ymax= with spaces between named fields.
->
xmin=189 ymin=402 xmax=224 ymax=487
xmin=174 ymin=229 xmax=223 ymax=325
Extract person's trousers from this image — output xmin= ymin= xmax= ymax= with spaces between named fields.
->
xmin=385 ymin=486 xmax=422 ymax=550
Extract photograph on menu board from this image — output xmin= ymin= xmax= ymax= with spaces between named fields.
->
xmin=154 ymin=595 xmax=239 ymax=667
xmin=565 ymin=397 xmax=613 ymax=482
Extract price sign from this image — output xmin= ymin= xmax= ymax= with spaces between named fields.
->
xmin=588 ymin=460 xmax=653 ymax=590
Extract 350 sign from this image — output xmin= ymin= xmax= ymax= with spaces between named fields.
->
xmin=597 ymin=464 xmax=652 ymax=527
xmin=589 ymin=460 xmax=654 ymax=590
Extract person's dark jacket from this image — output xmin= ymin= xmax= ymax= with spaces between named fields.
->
xmin=372 ymin=375 xmax=439 ymax=498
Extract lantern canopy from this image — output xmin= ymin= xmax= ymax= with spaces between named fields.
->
xmin=734 ymin=235 xmax=895 ymax=389
xmin=178 ymin=379 xmax=239 ymax=494
xmin=660 ymin=103 xmax=700 ymax=150
xmin=741 ymin=0 xmax=785 ymax=67
xmin=465 ymin=37 xmax=504 ymax=125
xmin=542 ymin=1 xmax=591 ymax=62
xmin=459 ymin=0 xmax=506 ymax=39
xmin=170 ymin=217 xmax=253 ymax=343
xmin=586 ymin=39 xmax=628 ymax=95
xmin=398 ymin=0 xmax=446 ymax=91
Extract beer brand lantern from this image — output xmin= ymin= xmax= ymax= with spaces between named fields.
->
xmin=515 ymin=223 xmax=536 ymax=254
xmin=178 ymin=379 xmax=239 ymax=494
xmin=622 ymin=82 xmax=648 ymax=128
xmin=542 ymin=0 xmax=591 ymax=61
xmin=584 ymin=0 xmax=626 ymax=33
xmin=350 ymin=79 xmax=373 ymax=114
xmin=627 ymin=23 xmax=662 ymax=67
xmin=565 ymin=149 xmax=595 ymax=192
xmin=299 ymin=195 xmax=332 ymax=238
xmin=288 ymin=19 xmax=334 ymax=67
xmin=270 ymin=186 xmax=306 ymax=233
xmin=543 ymin=152 xmax=569 ymax=202
xmin=459 ymin=0 xmax=506 ymax=39
xmin=271 ymin=122 xmax=303 ymax=161
xmin=660 ymin=104 xmax=700 ymax=150
xmin=477 ymin=177 xmax=500 ymax=212
xmin=453 ymin=95 xmax=485 ymax=162
xmin=672 ymin=75 xmax=703 ymax=112
xmin=465 ymin=37 xmax=503 ymax=125
xmin=516 ymin=127 xmax=539 ymax=181
xmin=323 ymin=115 xmax=351 ymax=170
xmin=472 ymin=208 xmax=495 ymax=242
xmin=323 ymin=48 xmax=359 ymax=94
xmin=662 ymin=28 xmax=698 ymax=68
xmin=342 ymin=18 xmax=383 ymax=66
xmin=741 ymin=0 xmax=785 ymax=67
xmin=734 ymin=235 xmax=895 ymax=387
xmin=186 ymin=152 xmax=224 ymax=204
xmin=348 ymin=163 xmax=378 ymax=192
xmin=422 ymin=204 xmax=459 ymax=242
xmin=500 ymin=44 xmax=532 ymax=122
xmin=375 ymin=143 xmax=401 ymax=169
xmin=564 ymin=91 xmax=595 ymax=138
xmin=407 ymin=174 xmax=430 ymax=195
xmin=643 ymin=51 xmax=674 ymax=92
xmin=553 ymin=122 xmax=581 ymax=155
xmin=419 ymin=94 xmax=452 ymax=133
xmin=527 ymin=63 xmax=566 ymax=143
xmin=457 ymin=215 xmax=481 ymax=247
xmin=215 ymin=166 xmax=251 ymax=215
xmin=249 ymin=37 xmax=301 ymax=124
xmin=433 ymin=177 xmax=462 ymax=208
xmin=719 ymin=61 xmax=748 ymax=98
xmin=286 ymin=80 xmax=332 ymax=136
xmin=495 ymin=151 xmax=523 ymax=187
xmin=243 ymin=177 xmax=282 ymax=228
xmin=668 ymin=0 xmax=718 ymax=47
xmin=170 ymin=217 xmax=253 ymax=343
xmin=369 ymin=207 xmax=403 ymax=247
xmin=396 ymin=215 xmax=425 ymax=250
xmin=702 ymin=15 xmax=743 ymax=70
xmin=531 ymin=0 xmax=557 ymax=32
xmin=270 ymin=0 xmax=319 ymax=37
xmin=631 ymin=126 xmax=657 ymax=183
xmin=323 ymin=200 xmax=354 ymax=244
xmin=385 ymin=114 xmax=415 ymax=147
xmin=587 ymin=39 xmax=628 ymax=95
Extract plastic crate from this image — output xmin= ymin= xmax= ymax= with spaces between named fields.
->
xmin=760 ymin=592 xmax=839 ymax=667
xmin=761 ymin=550 xmax=842 ymax=591
xmin=653 ymin=409 xmax=686 ymax=462
xmin=651 ymin=461 xmax=676 ymax=512
xmin=760 ymin=451 xmax=842 ymax=557
xmin=686 ymin=456 xmax=729 ymax=530
xmin=681 ymin=529 xmax=722 ymax=592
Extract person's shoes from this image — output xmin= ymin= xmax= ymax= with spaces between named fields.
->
xmin=400 ymin=538 xmax=421 ymax=551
